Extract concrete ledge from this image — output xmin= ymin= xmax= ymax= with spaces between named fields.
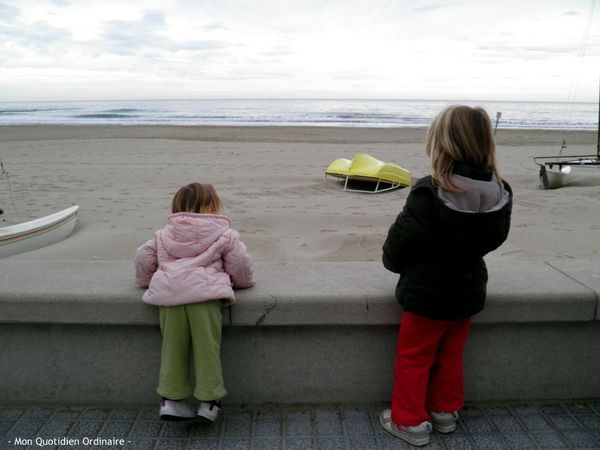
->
xmin=0 ymin=259 xmax=597 ymax=325
xmin=546 ymin=260 xmax=600 ymax=319
xmin=1 ymin=258 xmax=599 ymax=405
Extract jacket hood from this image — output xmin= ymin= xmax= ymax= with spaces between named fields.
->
xmin=413 ymin=173 xmax=513 ymax=258
xmin=437 ymin=174 xmax=510 ymax=213
xmin=160 ymin=213 xmax=231 ymax=258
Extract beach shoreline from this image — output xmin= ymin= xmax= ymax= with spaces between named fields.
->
xmin=1 ymin=125 xmax=598 ymax=263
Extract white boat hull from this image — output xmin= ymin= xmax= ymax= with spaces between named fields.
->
xmin=0 ymin=206 xmax=79 ymax=258
xmin=539 ymin=166 xmax=568 ymax=189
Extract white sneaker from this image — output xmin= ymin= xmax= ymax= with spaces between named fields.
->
xmin=197 ymin=400 xmax=222 ymax=422
xmin=430 ymin=411 xmax=459 ymax=433
xmin=379 ymin=409 xmax=431 ymax=446
xmin=159 ymin=398 xmax=196 ymax=421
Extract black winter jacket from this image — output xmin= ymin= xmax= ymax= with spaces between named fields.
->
xmin=382 ymin=167 xmax=512 ymax=320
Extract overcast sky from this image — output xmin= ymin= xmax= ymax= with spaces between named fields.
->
xmin=0 ymin=0 xmax=598 ymax=102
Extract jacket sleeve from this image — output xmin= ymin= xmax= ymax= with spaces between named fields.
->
xmin=223 ymin=230 xmax=255 ymax=289
xmin=135 ymin=238 xmax=158 ymax=287
xmin=382 ymin=188 xmax=438 ymax=274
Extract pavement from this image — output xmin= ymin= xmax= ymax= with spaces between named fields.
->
xmin=2 ymin=401 xmax=600 ymax=449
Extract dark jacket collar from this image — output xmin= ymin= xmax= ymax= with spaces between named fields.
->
xmin=452 ymin=163 xmax=493 ymax=182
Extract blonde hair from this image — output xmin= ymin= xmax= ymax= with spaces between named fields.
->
xmin=171 ymin=183 xmax=223 ymax=214
xmin=425 ymin=105 xmax=499 ymax=192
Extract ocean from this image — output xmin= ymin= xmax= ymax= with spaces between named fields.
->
xmin=0 ymin=99 xmax=597 ymax=130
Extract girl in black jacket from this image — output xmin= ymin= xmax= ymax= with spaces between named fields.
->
xmin=379 ymin=106 xmax=512 ymax=446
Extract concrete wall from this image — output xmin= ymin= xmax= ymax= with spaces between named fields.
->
xmin=0 ymin=259 xmax=598 ymax=405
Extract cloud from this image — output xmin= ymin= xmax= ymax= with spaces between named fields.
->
xmin=562 ymin=11 xmax=581 ymax=16
xmin=100 ymin=10 xmax=233 ymax=55
xmin=198 ymin=22 xmax=228 ymax=32
xmin=0 ymin=20 xmax=71 ymax=50
xmin=0 ymin=2 xmax=19 ymax=21
xmin=410 ymin=3 xmax=444 ymax=13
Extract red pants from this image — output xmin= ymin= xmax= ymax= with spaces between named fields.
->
xmin=391 ymin=312 xmax=471 ymax=426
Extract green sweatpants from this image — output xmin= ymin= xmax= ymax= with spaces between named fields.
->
xmin=157 ymin=301 xmax=226 ymax=401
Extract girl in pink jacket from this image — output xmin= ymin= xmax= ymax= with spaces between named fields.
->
xmin=135 ymin=183 xmax=254 ymax=422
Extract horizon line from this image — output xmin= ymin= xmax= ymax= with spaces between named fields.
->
xmin=0 ymin=97 xmax=597 ymax=104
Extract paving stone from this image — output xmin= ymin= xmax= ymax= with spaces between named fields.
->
xmin=567 ymin=404 xmax=596 ymax=415
xmin=585 ymin=430 xmax=600 ymax=445
xmin=252 ymin=436 xmax=282 ymax=450
xmin=0 ymin=408 xmax=25 ymax=420
xmin=578 ymin=415 xmax=600 ymax=431
xmin=546 ymin=414 xmax=582 ymax=430
xmin=490 ymin=415 xmax=525 ymax=432
xmin=224 ymin=412 xmax=252 ymax=438
xmin=317 ymin=437 xmax=346 ymax=450
xmin=220 ymin=438 xmax=250 ymax=449
xmin=129 ymin=420 xmax=163 ymax=438
xmin=50 ymin=407 xmax=84 ymax=420
xmin=161 ymin=421 xmax=191 ymax=438
xmin=530 ymin=430 xmax=567 ymax=448
xmin=440 ymin=431 xmax=475 ymax=450
xmin=519 ymin=414 xmax=553 ymax=431
xmin=38 ymin=420 xmax=74 ymax=437
xmin=512 ymin=405 xmax=539 ymax=415
xmin=561 ymin=430 xmax=600 ymax=448
xmin=21 ymin=407 xmax=54 ymax=420
xmin=0 ymin=420 xmax=15 ymax=436
xmin=3 ymin=401 xmax=600 ymax=450
xmin=286 ymin=421 xmax=313 ymax=437
xmin=69 ymin=420 xmax=105 ymax=437
xmin=470 ymin=432 xmax=508 ymax=449
xmin=156 ymin=439 xmax=188 ymax=450
xmin=255 ymin=420 xmax=282 ymax=437
xmin=128 ymin=438 xmax=157 ymax=449
xmin=380 ymin=436 xmax=413 ymax=450
xmin=539 ymin=404 xmax=567 ymax=415
xmin=483 ymin=406 xmax=512 ymax=416
xmin=189 ymin=420 xmax=222 ymax=438
xmin=348 ymin=435 xmax=378 ymax=450
xmin=315 ymin=410 xmax=341 ymax=421
xmin=100 ymin=421 xmax=134 ymax=438
xmin=188 ymin=439 xmax=219 ymax=450
xmin=344 ymin=417 xmax=373 ymax=435
xmin=462 ymin=416 xmax=495 ymax=433
xmin=500 ymin=431 xmax=537 ymax=450
xmin=138 ymin=407 xmax=158 ymax=421
xmin=80 ymin=408 xmax=112 ymax=420
xmin=342 ymin=409 xmax=369 ymax=420
xmin=8 ymin=419 xmax=45 ymax=436
xmin=285 ymin=437 xmax=314 ymax=450
xmin=315 ymin=419 xmax=343 ymax=436
xmin=109 ymin=408 xmax=140 ymax=421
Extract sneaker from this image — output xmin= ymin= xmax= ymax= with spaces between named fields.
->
xmin=379 ymin=409 xmax=431 ymax=447
xmin=197 ymin=400 xmax=222 ymax=422
xmin=159 ymin=398 xmax=196 ymax=421
xmin=430 ymin=411 xmax=459 ymax=433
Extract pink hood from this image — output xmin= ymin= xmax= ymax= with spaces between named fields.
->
xmin=162 ymin=213 xmax=232 ymax=258
xmin=135 ymin=213 xmax=254 ymax=306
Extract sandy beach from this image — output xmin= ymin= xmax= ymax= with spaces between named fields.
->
xmin=1 ymin=125 xmax=598 ymax=262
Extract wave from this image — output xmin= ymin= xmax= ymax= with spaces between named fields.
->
xmin=0 ymin=107 xmax=79 ymax=114
xmin=103 ymin=108 xmax=143 ymax=113
xmin=74 ymin=113 xmax=141 ymax=119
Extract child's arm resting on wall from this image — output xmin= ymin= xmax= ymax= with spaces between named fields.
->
xmin=223 ymin=230 xmax=255 ymax=289
xmin=135 ymin=238 xmax=158 ymax=287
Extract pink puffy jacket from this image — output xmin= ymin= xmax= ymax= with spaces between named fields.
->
xmin=135 ymin=213 xmax=254 ymax=306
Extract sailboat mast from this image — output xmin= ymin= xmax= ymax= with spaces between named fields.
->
xmin=597 ymin=75 xmax=599 ymax=158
